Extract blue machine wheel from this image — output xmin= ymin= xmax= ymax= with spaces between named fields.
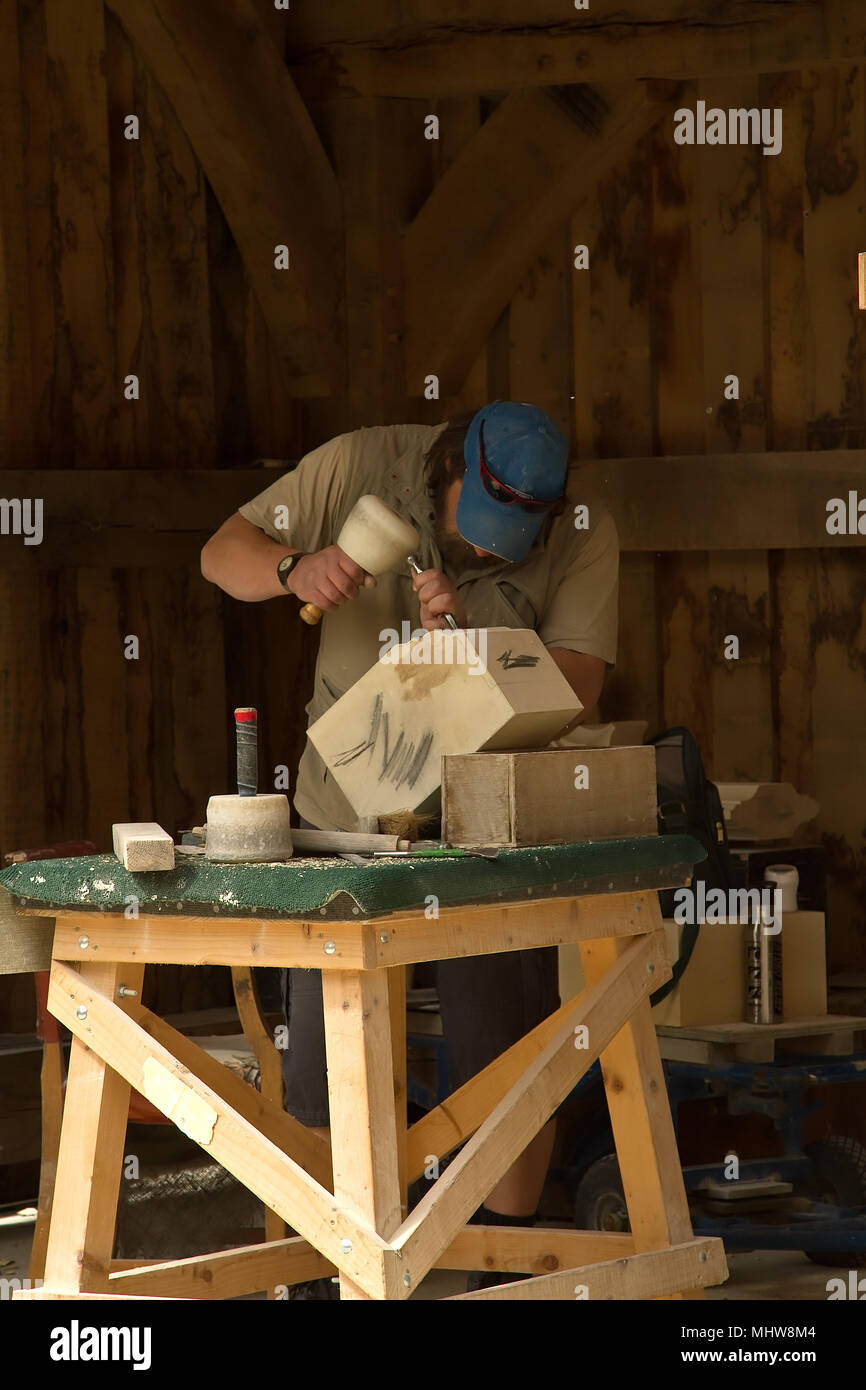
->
xmin=797 ymin=1136 xmax=866 ymax=1267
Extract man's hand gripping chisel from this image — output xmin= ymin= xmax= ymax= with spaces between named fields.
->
xmin=407 ymin=554 xmax=459 ymax=631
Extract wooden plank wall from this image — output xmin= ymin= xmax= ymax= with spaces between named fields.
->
xmin=591 ymin=66 xmax=864 ymax=971
xmin=0 ymin=2 xmax=864 ymax=996
xmin=793 ymin=65 xmax=866 ymax=967
xmin=2 ymin=2 xmax=312 ymax=1021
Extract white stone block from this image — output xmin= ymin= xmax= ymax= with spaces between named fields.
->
xmin=307 ymin=627 xmax=581 ymax=818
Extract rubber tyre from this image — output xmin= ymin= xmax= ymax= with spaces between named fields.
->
xmin=573 ymin=1153 xmax=630 ymax=1233
xmin=798 ymin=1136 xmax=866 ymax=1267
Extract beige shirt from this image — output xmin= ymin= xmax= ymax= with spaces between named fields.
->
xmin=239 ymin=424 xmax=619 ymax=830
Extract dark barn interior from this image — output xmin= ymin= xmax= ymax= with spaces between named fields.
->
xmin=0 ymin=0 xmax=865 ymax=1319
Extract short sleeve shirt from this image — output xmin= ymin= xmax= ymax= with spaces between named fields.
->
xmin=239 ymin=424 xmax=619 ymax=830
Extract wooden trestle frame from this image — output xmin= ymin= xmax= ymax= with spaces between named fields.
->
xmin=14 ymin=886 xmax=727 ymax=1301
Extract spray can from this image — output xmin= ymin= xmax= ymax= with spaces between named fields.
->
xmin=744 ymin=865 xmax=798 ymax=1023
xmin=745 ymin=911 xmax=782 ymax=1023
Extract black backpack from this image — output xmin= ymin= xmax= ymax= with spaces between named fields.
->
xmin=646 ymin=727 xmax=739 ymax=1006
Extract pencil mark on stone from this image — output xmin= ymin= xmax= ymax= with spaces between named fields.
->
xmin=334 ymin=694 xmax=433 ymax=789
xmin=496 ymin=650 xmax=540 ymax=669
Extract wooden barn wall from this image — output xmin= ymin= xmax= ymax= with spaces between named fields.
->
xmin=0 ymin=0 xmax=865 ymax=1034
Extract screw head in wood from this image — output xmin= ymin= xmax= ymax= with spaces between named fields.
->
xmin=340 ymin=1238 xmax=353 ymax=1254
xmin=402 ymin=1272 xmax=411 ymax=1287
xmin=647 ymin=962 xmax=655 ymax=974
xmin=78 ymin=936 xmax=89 ymax=949
xmin=324 ymin=941 xmax=336 ymax=955
xmin=76 ymin=1005 xmax=88 ymax=1020
xmin=379 ymin=932 xmax=389 ymax=943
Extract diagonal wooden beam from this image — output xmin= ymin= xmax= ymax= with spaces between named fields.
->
xmin=106 ymin=0 xmax=345 ymax=395
xmin=403 ymin=82 xmax=672 ymax=397
xmin=404 ymin=896 xmax=655 ymax=1179
xmin=288 ymin=1 xmax=866 ymax=99
xmin=392 ymin=931 xmax=670 ymax=1286
xmin=109 ymin=1236 xmax=333 ymax=1298
xmin=14 ymin=1288 xmax=187 ymax=1301
xmin=406 ymin=993 xmax=581 ymax=1181
xmin=580 ymin=934 xmax=695 ymax=1254
xmin=231 ymin=966 xmax=288 ymax=1248
xmin=128 ymin=1003 xmax=332 ymax=1190
xmin=48 ymin=961 xmax=389 ymax=1298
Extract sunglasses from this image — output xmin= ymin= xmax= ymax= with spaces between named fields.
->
xmin=477 ymin=421 xmax=564 ymax=514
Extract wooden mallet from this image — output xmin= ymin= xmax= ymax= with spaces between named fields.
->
xmin=299 ymin=495 xmax=420 ymax=625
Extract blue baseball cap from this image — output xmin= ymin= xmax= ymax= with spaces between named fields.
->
xmin=456 ymin=402 xmax=568 ymax=563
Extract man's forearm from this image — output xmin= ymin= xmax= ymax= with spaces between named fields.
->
xmin=548 ymin=647 xmax=606 ymax=729
xmin=201 ymin=512 xmax=297 ymax=602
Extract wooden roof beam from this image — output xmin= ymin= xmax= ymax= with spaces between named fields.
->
xmin=287 ymin=0 xmax=866 ymax=99
xmin=403 ymin=82 xmax=668 ymax=398
xmin=5 ymin=453 xmax=861 ymax=565
xmin=108 ymin=0 xmax=345 ymax=396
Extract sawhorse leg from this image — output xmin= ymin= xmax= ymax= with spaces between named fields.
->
xmin=388 ymin=966 xmax=408 ymax=1221
xmin=580 ymin=922 xmax=703 ymax=1300
xmin=42 ymin=961 xmax=144 ymax=1294
xmin=322 ymin=967 xmax=403 ymax=1300
xmin=29 ymin=972 xmax=64 ymax=1283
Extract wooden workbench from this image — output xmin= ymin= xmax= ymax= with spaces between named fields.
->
xmin=1 ymin=839 xmax=727 ymax=1301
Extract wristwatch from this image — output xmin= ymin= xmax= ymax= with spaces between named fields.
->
xmin=276 ymin=553 xmax=303 ymax=592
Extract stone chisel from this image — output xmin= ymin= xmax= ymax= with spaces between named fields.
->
xmin=407 ymin=554 xmax=459 ymax=630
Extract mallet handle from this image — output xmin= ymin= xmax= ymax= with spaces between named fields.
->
xmin=234 ymin=707 xmax=258 ymax=797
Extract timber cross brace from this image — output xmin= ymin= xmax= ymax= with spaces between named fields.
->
xmin=100 ymin=0 xmax=677 ymax=401
xmin=101 ymin=0 xmax=866 ymax=401
xmin=14 ymin=884 xmax=727 ymax=1302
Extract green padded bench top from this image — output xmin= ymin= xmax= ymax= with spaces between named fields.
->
xmin=0 ymin=837 xmax=704 ymax=922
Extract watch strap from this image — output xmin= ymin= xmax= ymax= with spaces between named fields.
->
xmin=277 ymin=553 xmax=303 ymax=591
